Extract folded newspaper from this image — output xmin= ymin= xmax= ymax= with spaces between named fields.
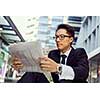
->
xmin=9 ymin=41 xmax=44 ymax=73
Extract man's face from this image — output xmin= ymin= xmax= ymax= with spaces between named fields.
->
xmin=55 ymin=29 xmax=73 ymax=53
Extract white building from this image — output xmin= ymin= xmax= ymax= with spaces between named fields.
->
xmin=10 ymin=16 xmax=39 ymax=42
xmin=76 ymin=16 xmax=100 ymax=82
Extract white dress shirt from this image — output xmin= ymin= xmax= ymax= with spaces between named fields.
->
xmin=59 ymin=47 xmax=75 ymax=80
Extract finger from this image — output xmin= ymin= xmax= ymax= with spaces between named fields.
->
xmin=40 ymin=60 xmax=50 ymax=66
xmin=41 ymin=67 xmax=50 ymax=72
xmin=12 ymin=61 xmax=23 ymax=68
xmin=40 ymin=62 xmax=49 ymax=66
xmin=13 ymin=61 xmax=23 ymax=65
xmin=13 ymin=63 xmax=23 ymax=67
xmin=40 ymin=57 xmax=49 ymax=61
xmin=13 ymin=64 xmax=23 ymax=68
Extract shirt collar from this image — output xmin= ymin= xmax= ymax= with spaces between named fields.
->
xmin=60 ymin=47 xmax=72 ymax=57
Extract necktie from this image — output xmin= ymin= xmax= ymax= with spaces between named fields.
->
xmin=60 ymin=55 xmax=67 ymax=64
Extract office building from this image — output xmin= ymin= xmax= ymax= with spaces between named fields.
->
xmin=37 ymin=16 xmax=66 ymax=55
xmin=67 ymin=16 xmax=84 ymax=45
xmin=76 ymin=16 xmax=100 ymax=82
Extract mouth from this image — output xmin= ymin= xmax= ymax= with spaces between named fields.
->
xmin=57 ymin=43 xmax=62 ymax=47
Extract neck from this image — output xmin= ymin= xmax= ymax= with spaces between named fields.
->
xmin=61 ymin=46 xmax=71 ymax=53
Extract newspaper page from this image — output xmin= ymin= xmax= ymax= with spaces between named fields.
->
xmin=9 ymin=41 xmax=44 ymax=73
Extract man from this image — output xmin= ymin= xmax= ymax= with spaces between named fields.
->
xmin=39 ymin=24 xmax=89 ymax=83
xmin=13 ymin=24 xmax=89 ymax=83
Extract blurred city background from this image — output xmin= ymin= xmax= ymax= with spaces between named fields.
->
xmin=0 ymin=16 xmax=100 ymax=83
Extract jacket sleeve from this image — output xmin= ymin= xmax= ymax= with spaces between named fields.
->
xmin=73 ymin=48 xmax=89 ymax=81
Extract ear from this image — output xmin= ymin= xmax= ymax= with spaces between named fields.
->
xmin=70 ymin=37 xmax=74 ymax=43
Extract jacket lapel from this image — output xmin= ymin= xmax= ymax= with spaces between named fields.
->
xmin=52 ymin=50 xmax=60 ymax=63
xmin=67 ymin=47 xmax=75 ymax=66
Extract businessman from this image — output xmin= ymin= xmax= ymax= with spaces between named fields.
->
xmin=39 ymin=24 xmax=89 ymax=83
xmin=12 ymin=24 xmax=89 ymax=83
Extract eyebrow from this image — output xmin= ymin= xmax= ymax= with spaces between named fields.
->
xmin=55 ymin=34 xmax=70 ymax=36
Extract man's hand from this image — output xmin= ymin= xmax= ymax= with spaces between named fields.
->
xmin=39 ymin=57 xmax=59 ymax=72
xmin=12 ymin=57 xmax=23 ymax=72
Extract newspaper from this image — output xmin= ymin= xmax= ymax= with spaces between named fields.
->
xmin=9 ymin=41 xmax=45 ymax=73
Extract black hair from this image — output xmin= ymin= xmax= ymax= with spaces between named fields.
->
xmin=56 ymin=24 xmax=75 ymax=38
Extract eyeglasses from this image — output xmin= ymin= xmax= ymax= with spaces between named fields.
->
xmin=53 ymin=34 xmax=71 ymax=40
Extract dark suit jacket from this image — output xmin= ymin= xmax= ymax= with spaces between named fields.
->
xmin=17 ymin=72 xmax=49 ymax=83
xmin=48 ymin=48 xmax=89 ymax=83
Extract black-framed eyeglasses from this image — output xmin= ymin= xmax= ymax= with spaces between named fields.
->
xmin=53 ymin=34 xmax=71 ymax=40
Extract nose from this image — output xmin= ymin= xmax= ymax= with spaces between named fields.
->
xmin=56 ymin=37 xmax=60 ymax=41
